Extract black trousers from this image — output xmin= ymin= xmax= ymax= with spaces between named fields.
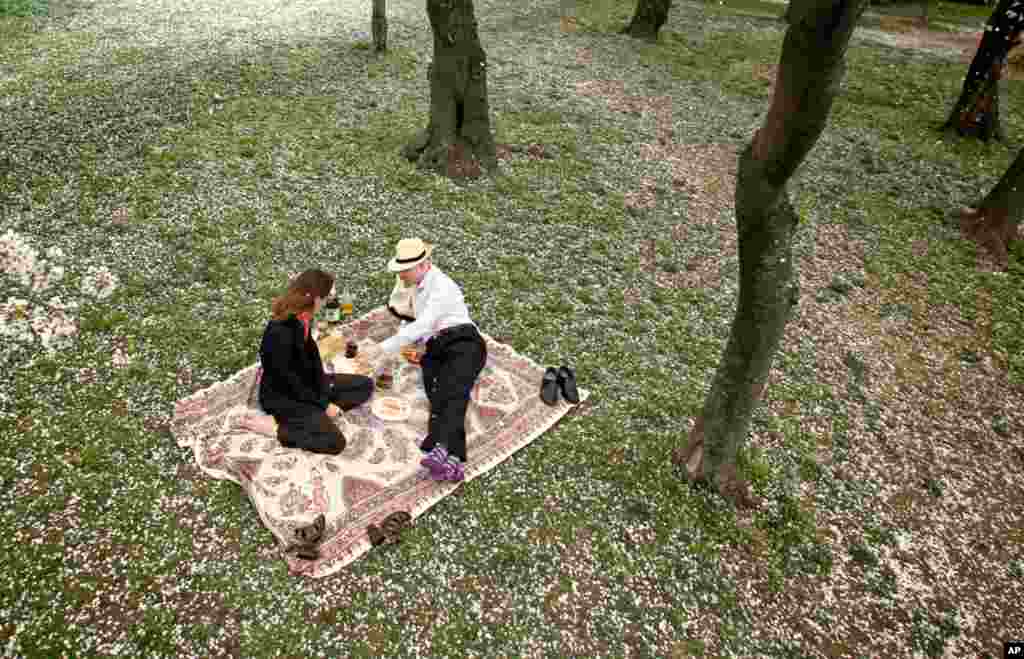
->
xmin=418 ymin=325 xmax=487 ymax=462
xmin=261 ymin=374 xmax=373 ymax=454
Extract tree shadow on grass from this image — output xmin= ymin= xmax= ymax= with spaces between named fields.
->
xmin=1 ymin=32 xmax=412 ymax=200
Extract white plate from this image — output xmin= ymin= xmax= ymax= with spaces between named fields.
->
xmin=371 ymin=396 xmax=411 ymax=422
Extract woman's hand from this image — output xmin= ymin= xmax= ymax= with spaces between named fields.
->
xmin=326 ymin=403 xmax=341 ymax=418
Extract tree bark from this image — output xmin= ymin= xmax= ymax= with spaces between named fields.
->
xmin=372 ymin=0 xmax=388 ymax=52
xmin=620 ymin=0 xmax=672 ymax=43
xmin=401 ymin=0 xmax=497 ymax=181
xmin=940 ymin=0 xmax=1024 ymax=142
xmin=671 ymin=0 xmax=868 ymax=508
xmin=959 ymin=149 xmax=1024 ymax=267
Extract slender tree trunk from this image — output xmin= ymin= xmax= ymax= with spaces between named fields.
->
xmin=561 ymin=0 xmax=577 ymax=33
xmin=960 ymin=149 xmax=1024 ymax=267
xmin=671 ymin=0 xmax=869 ymax=507
xmin=620 ymin=0 xmax=672 ymax=42
xmin=940 ymin=0 xmax=1024 ymax=142
xmin=372 ymin=0 xmax=388 ymax=52
xmin=401 ymin=0 xmax=497 ymax=181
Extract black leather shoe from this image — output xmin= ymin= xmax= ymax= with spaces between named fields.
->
xmin=381 ymin=511 xmax=412 ymax=541
xmin=294 ymin=513 xmax=325 ymax=545
xmin=288 ymin=513 xmax=325 ymax=559
xmin=556 ymin=366 xmax=580 ymax=404
xmin=540 ymin=367 xmax=561 ymax=406
xmin=367 ymin=524 xmax=388 ymax=546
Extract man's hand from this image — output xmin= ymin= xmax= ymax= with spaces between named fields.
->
xmin=326 ymin=403 xmax=341 ymax=418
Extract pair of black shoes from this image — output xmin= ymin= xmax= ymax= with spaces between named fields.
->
xmin=540 ymin=366 xmax=580 ymax=406
xmin=367 ymin=511 xmax=413 ymax=547
xmin=287 ymin=513 xmax=326 ymax=560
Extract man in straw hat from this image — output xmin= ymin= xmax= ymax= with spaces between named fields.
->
xmin=360 ymin=238 xmax=487 ymax=482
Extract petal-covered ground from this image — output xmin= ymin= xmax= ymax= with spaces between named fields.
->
xmin=2 ymin=0 xmax=1022 ymax=655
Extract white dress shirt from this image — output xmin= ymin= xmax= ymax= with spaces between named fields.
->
xmin=378 ymin=266 xmax=475 ymax=354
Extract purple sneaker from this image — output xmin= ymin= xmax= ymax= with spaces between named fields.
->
xmin=420 ymin=445 xmax=449 ymax=475
xmin=430 ymin=459 xmax=465 ymax=482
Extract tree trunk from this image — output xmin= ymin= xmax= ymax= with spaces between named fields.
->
xmin=561 ymin=0 xmax=577 ymax=33
xmin=372 ymin=0 xmax=388 ymax=52
xmin=670 ymin=0 xmax=869 ymax=508
xmin=401 ymin=0 xmax=497 ymax=181
xmin=959 ymin=149 xmax=1024 ymax=267
xmin=620 ymin=0 xmax=672 ymax=42
xmin=940 ymin=0 xmax=1024 ymax=142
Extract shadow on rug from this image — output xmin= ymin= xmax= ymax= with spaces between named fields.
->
xmin=171 ymin=307 xmax=589 ymax=578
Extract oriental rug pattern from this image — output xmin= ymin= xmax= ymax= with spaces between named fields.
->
xmin=171 ymin=306 xmax=589 ymax=578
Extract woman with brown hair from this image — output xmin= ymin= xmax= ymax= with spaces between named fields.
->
xmin=235 ymin=269 xmax=373 ymax=454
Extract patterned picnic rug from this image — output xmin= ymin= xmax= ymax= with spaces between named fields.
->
xmin=171 ymin=306 xmax=589 ymax=578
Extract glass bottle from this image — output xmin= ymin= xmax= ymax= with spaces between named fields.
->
xmin=340 ymin=290 xmax=354 ymax=319
xmin=324 ymin=294 xmax=341 ymax=326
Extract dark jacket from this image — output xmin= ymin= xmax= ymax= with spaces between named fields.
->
xmin=258 ymin=315 xmax=329 ymax=415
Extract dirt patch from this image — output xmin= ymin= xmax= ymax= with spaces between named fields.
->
xmin=573 ymin=73 xmax=740 ymax=289
xmin=857 ymin=24 xmax=1024 ymax=76
xmin=878 ymin=15 xmax=928 ymax=33
xmin=873 ymin=20 xmax=981 ymax=53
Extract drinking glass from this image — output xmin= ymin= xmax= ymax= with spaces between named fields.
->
xmin=341 ymin=290 xmax=354 ymax=318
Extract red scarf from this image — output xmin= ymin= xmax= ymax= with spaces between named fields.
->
xmin=297 ymin=311 xmax=313 ymax=342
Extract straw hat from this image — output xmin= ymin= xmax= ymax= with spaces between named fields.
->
xmin=387 ymin=238 xmax=434 ymax=272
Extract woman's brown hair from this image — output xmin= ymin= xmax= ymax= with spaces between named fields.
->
xmin=271 ymin=269 xmax=335 ymax=320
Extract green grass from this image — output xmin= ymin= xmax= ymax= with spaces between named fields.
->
xmin=0 ymin=0 xmax=46 ymax=17
xmin=2 ymin=0 xmax=1023 ymax=655
xmin=930 ymin=0 xmax=993 ymax=25
xmin=603 ymin=7 xmax=1024 ymax=382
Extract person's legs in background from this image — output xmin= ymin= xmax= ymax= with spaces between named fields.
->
xmin=418 ymin=350 xmax=442 ymax=454
xmin=422 ymin=334 xmax=486 ymax=480
xmin=325 ymin=373 xmax=373 ymax=410
xmin=236 ymin=411 xmax=278 ymax=436
xmin=432 ymin=337 xmax=486 ymax=463
xmin=241 ymin=401 xmax=346 ymax=455
xmin=280 ymin=411 xmax=346 ymax=455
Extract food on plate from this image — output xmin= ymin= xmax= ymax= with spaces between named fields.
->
xmin=372 ymin=397 xmax=409 ymax=421
xmin=332 ymin=355 xmax=370 ymax=376
xmin=401 ymin=345 xmax=423 ymax=364
xmin=318 ymin=334 xmax=346 ymax=360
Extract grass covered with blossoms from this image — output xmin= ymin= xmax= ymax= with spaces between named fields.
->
xmin=2 ymin=0 xmax=1023 ymax=656
xmin=1 ymin=230 xmax=118 ymax=353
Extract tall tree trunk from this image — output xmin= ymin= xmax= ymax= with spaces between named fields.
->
xmin=671 ymin=0 xmax=868 ymax=507
xmin=401 ymin=0 xmax=497 ymax=181
xmin=959 ymin=149 xmax=1024 ymax=267
xmin=940 ymin=0 xmax=1024 ymax=142
xmin=620 ymin=0 xmax=672 ymax=42
xmin=561 ymin=0 xmax=577 ymax=33
xmin=372 ymin=0 xmax=388 ymax=52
